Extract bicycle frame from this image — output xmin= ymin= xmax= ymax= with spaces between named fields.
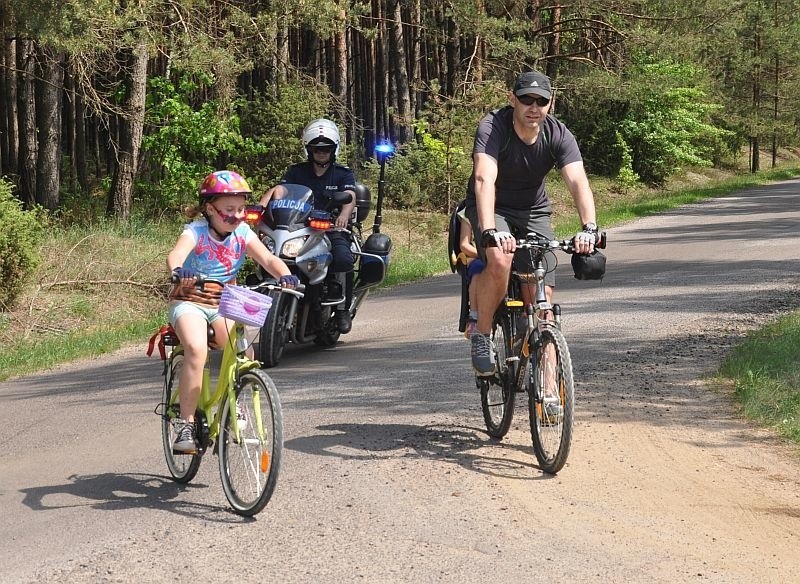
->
xmin=166 ymin=321 xmax=265 ymax=451
xmin=507 ymin=246 xmax=561 ymax=394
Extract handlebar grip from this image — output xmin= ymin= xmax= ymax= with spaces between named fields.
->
xmin=170 ymin=273 xmax=207 ymax=289
xmin=596 ymin=232 xmax=608 ymax=249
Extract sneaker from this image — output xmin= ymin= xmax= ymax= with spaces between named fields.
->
xmin=335 ymin=310 xmax=352 ymax=334
xmin=470 ymin=332 xmax=496 ymax=376
xmin=464 ymin=318 xmax=478 ymax=339
xmin=172 ymin=419 xmax=197 ymax=454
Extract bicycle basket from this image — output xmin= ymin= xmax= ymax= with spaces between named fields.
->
xmin=219 ymin=285 xmax=273 ymax=327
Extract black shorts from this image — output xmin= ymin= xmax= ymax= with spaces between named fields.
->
xmin=464 ymin=203 xmax=556 ymax=286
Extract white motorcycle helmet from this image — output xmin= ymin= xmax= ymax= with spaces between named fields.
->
xmin=302 ymin=118 xmax=341 ymax=160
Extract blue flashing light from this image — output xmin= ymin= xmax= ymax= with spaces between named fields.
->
xmin=375 ymin=143 xmax=395 ymax=156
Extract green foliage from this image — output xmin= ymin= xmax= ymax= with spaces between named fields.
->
xmin=366 ymin=127 xmax=471 ymax=213
xmin=718 ymin=311 xmax=800 ymax=443
xmin=615 ymin=131 xmax=640 ymax=190
xmin=362 ymin=88 xmax=493 ymax=212
xmin=562 ymin=60 xmax=735 ymax=185
xmin=0 ymin=181 xmax=44 ymax=309
xmin=139 ymin=74 xmax=269 ymax=213
xmin=236 ymin=82 xmax=333 ymax=188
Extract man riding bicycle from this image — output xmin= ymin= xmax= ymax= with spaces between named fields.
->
xmin=464 ymin=71 xmax=599 ymax=376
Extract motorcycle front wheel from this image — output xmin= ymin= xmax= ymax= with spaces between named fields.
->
xmin=258 ymin=292 xmax=291 ymax=368
xmin=313 ymin=308 xmax=341 ymax=347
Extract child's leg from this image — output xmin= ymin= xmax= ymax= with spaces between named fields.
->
xmin=172 ymin=308 xmax=211 ymax=422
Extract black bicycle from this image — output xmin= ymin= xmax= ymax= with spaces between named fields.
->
xmin=477 ymin=232 xmax=605 ymax=474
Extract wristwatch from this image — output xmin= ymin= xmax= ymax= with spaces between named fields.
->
xmin=481 ymin=228 xmax=498 ymax=247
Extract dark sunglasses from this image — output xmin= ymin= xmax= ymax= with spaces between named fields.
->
xmin=309 ymin=145 xmax=335 ymax=153
xmin=516 ymin=94 xmax=550 ymax=107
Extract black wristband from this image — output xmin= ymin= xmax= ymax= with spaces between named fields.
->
xmin=582 ymin=222 xmax=598 ymax=234
xmin=481 ymin=229 xmax=497 ymax=247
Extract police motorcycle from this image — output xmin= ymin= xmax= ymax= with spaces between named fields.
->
xmin=245 ymin=148 xmax=393 ymax=368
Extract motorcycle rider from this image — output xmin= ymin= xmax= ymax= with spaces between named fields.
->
xmin=260 ymin=118 xmax=357 ymax=334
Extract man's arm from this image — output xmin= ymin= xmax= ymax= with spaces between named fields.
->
xmin=473 ymin=152 xmax=499 ymax=234
xmin=560 ymin=160 xmax=596 ymax=226
xmin=336 ymin=191 xmax=356 ymax=228
xmin=560 ymin=160 xmax=597 ymax=253
xmin=259 ymin=184 xmax=287 ymax=207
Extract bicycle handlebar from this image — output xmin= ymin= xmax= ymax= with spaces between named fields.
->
xmin=517 ymin=231 xmax=608 ymax=254
xmin=170 ymin=274 xmax=305 ymax=298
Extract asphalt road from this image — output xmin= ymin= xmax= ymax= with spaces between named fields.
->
xmin=1 ymin=180 xmax=799 ymax=583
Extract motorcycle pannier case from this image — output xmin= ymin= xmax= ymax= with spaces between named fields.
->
xmin=360 ymin=232 xmax=392 ymax=285
xmin=353 ymin=183 xmax=372 ymax=223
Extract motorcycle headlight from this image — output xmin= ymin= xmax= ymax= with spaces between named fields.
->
xmin=280 ymin=236 xmax=307 ymax=258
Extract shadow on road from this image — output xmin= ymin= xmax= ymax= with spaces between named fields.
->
xmin=18 ymin=472 xmax=252 ymax=523
xmin=286 ymin=422 xmax=559 ymax=479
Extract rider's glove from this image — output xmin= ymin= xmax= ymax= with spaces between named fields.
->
xmin=279 ymin=274 xmax=300 ymax=288
xmin=172 ymin=266 xmax=197 ymax=281
xmin=481 ymin=228 xmax=514 ymax=248
xmin=574 ymin=222 xmax=598 ymax=247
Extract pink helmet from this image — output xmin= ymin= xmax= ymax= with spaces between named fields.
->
xmin=198 ymin=170 xmax=252 ymax=201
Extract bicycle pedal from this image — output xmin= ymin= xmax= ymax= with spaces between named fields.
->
xmin=172 ymin=448 xmax=197 ymax=456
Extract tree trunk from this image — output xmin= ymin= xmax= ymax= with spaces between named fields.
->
xmin=35 ymin=46 xmax=64 ymax=210
xmin=64 ymin=65 xmax=77 ymax=188
xmin=75 ymin=84 xmax=88 ymax=191
xmin=546 ymin=3 xmax=562 ymax=80
xmin=108 ymin=42 xmax=148 ymax=220
xmin=17 ymin=39 xmax=37 ymax=207
xmin=334 ymin=8 xmax=348 ymax=116
xmin=373 ymin=0 xmax=387 ymax=142
xmin=751 ymin=27 xmax=762 ymax=173
xmin=389 ymin=0 xmax=411 ymax=143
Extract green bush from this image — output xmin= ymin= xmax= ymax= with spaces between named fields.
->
xmin=237 ymin=82 xmax=333 ymax=189
xmin=361 ymin=117 xmax=473 ymax=213
xmin=561 ymin=59 xmax=735 ymax=185
xmin=0 ymin=180 xmax=44 ymax=309
xmin=139 ymin=73 xmax=270 ymax=214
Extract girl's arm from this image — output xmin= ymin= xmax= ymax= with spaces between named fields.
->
xmin=459 ymin=220 xmax=478 ymax=259
xmin=166 ymin=233 xmax=195 ymax=272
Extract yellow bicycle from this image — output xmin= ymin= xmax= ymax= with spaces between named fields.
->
xmin=153 ymin=279 xmax=294 ymax=516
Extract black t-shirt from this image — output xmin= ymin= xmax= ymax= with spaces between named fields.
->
xmin=282 ymin=162 xmax=357 ymax=209
xmin=466 ymin=106 xmax=583 ymax=209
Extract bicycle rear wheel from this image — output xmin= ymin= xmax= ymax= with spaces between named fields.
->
xmin=161 ymin=352 xmax=202 ymax=483
xmin=528 ymin=327 xmax=574 ymax=474
xmin=479 ymin=312 xmax=516 ymax=438
xmin=218 ymin=368 xmax=283 ymax=516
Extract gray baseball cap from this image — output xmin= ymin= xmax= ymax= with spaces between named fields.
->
xmin=513 ymin=71 xmax=552 ymax=100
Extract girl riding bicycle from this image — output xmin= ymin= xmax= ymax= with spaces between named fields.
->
xmin=166 ymin=170 xmax=298 ymax=454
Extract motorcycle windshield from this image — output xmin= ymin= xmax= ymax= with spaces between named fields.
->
xmin=267 ymin=184 xmax=315 ymax=229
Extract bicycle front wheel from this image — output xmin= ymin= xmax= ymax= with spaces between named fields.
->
xmin=479 ymin=312 xmax=516 ymax=438
xmin=528 ymin=327 xmax=575 ymax=474
xmin=161 ymin=352 xmax=202 ymax=483
xmin=218 ymin=368 xmax=284 ymax=516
